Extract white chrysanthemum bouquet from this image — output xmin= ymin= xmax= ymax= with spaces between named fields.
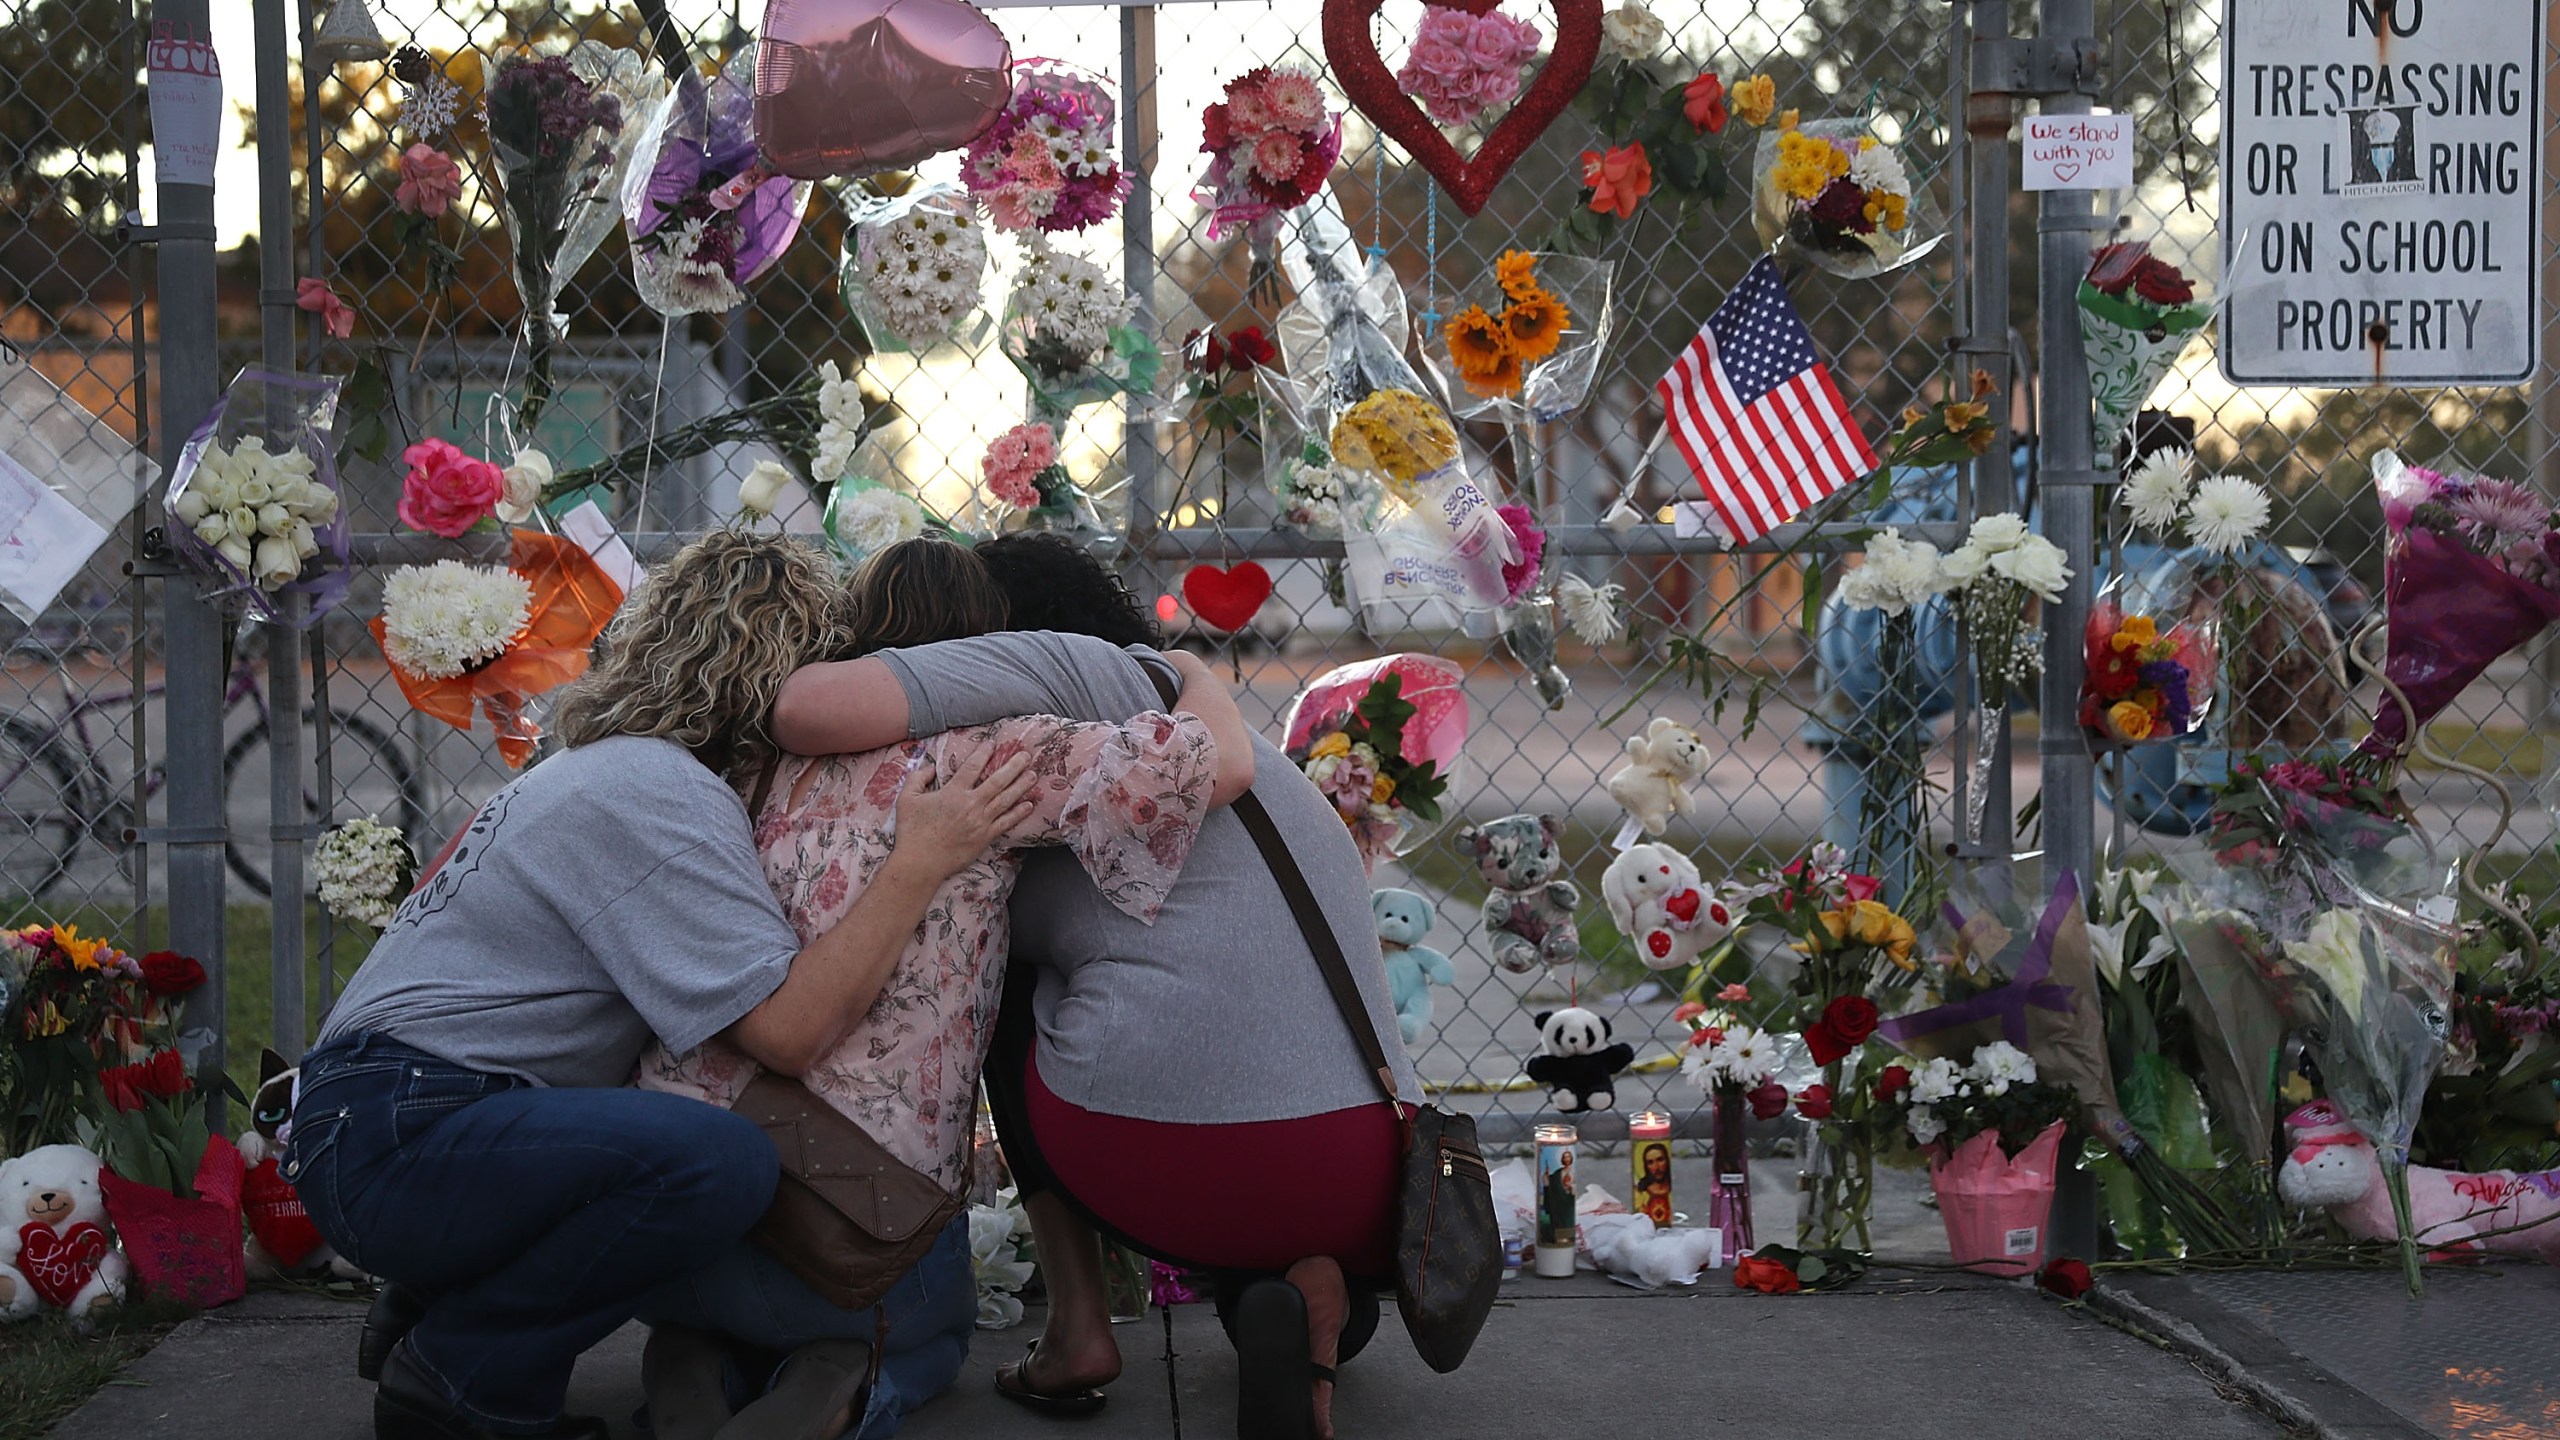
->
xmin=313 ymin=816 xmax=419 ymax=930
xmin=380 ymin=561 xmax=534 ymax=680
xmin=849 ymin=193 xmax=989 ymax=351
xmin=1001 ymin=237 xmax=1151 ymax=414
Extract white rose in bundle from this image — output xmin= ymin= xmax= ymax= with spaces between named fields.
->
xmin=171 ymin=488 xmax=211 ymax=526
xmin=218 ymin=535 xmax=255 ymax=572
xmin=252 ymin=535 xmax=305 ymax=590
xmin=739 ymin=460 xmax=796 ymax=518
xmin=225 ymin=505 xmax=260 ymax=542
xmin=498 ymin=449 xmax=552 ymax=525
xmin=1986 ymin=534 xmax=2070 ymax=601
xmin=258 ymin=502 xmax=292 ymax=536
xmin=236 ymin=472 xmax=273 ymax=507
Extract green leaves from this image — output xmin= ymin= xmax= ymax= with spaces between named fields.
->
xmin=335 ymin=355 xmax=395 ymax=472
xmin=1749 ymin=1242 xmax=1870 ymax=1290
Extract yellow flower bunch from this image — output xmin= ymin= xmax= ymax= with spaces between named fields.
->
xmin=1442 ymin=250 xmax=1572 ymax=398
xmin=1772 ymin=129 xmax=1849 ymax=202
xmin=2110 ymin=615 xmax=2159 ymax=653
xmin=54 ymin=925 xmax=105 ymax=971
xmin=1330 ymin=389 xmax=1460 ymax=498
xmin=1814 ymin=899 xmax=1919 ymax=968
xmin=1308 ymin=731 xmax=1352 ymax=761
xmin=1864 ymin=190 xmax=1910 ymax=232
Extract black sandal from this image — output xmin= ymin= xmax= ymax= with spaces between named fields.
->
xmin=1232 ymin=1279 xmax=1318 ymax=1440
xmin=993 ymin=1341 xmax=1109 ymax=1418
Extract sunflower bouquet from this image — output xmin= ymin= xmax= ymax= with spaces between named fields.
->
xmin=1432 ymin=250 xmax=1615 ymax=423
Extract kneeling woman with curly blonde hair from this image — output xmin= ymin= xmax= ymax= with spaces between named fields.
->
xmin=294 ymin=532 xmax=1042 ymax=1440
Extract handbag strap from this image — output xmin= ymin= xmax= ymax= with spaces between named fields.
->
xmin=1134 ymin=651 xmax=1403 ymax=1112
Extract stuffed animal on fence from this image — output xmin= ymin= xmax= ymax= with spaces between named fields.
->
xmin=1604 ymin=719 xmax=1712 ymax=837
xmin=2275 ymin=1100 xmax=2560 ymax=1264
xmin=1456 ymin=813 xmax=1581 ymax=973
xmin=1373 ymin=888 xmax=1457 ymax=1046
xmin=0 ymin=1144 xmax=127 ymax=1323
xmin=1602 ymin=843 xmax=1731 ymax=971
xmin=1525 ymin=1007 xmax=1635 ymax=1114
xmin=235 ymin=1048 xmax=364 ymax=1282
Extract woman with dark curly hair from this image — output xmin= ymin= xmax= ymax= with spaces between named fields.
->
xmin=770 ymin=534 xmax=1424 ymax=1440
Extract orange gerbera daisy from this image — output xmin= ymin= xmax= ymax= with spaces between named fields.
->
xmin=1443 ymin=305 xmax=1513 ymax=379
xmin=1493 ymin=250 xmax=1540 ymax=302
xmin=1462 ymin=347 xmax=1525 ymax=397
xmin=1501 ymin=288 xmax=1568 ymax=362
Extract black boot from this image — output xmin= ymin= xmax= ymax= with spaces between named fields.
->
xmin=358 ymin=1283 xmax=430 ymax=1382
xmin=374 ymin=1340 xmax=608 ymax=1440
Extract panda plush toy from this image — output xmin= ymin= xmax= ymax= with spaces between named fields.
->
xmin=1524 ymin=1007 xmax=1636 ymax=1114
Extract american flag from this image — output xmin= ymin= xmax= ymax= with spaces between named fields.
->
xmin=1656 ymin=256 xmax=1878 ymax=546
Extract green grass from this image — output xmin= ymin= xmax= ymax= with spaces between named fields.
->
xmin=0 ymin=1298 xmax=194 ymax=1440
xmin=1 ymin=899 xmax=377 ymax=1102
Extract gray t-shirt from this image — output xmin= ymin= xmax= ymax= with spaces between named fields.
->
xmin=318 ymin=734 xmax=801 ymax=1088
xmin=877 ymin=631 xmax=1422 ymax=1123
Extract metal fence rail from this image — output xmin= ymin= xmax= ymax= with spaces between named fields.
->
xmin=4 ymin=0 xmax=2554 ymax=1148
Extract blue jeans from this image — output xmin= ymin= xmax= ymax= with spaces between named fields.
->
xmin=639 ymin=1219 xmax=975 ymax=1439
xmin=288 ymin=1033 xmax=779 ymax=1433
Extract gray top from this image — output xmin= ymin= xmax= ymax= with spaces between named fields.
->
xmin=318 ymin=735 xmax=801 ymax=1088
xmin=879 ymin=631 xmax=1422 ymax=1123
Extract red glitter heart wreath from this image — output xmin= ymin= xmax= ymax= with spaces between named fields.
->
xmin=1322 ymin=0 xmax=1602 ymax=217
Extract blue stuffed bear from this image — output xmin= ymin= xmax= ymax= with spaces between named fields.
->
xmin=1373 ymin=888 xmax=1456 ymax=1046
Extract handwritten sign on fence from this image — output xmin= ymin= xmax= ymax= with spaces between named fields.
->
xmin=2021 ymin=113 xmax=2132 ymax=192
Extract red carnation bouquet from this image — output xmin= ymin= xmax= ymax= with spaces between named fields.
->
xmin=2079 ymin=240 xmax=2212 ymax=453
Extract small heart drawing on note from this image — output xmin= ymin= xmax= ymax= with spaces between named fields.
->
xmin=2050 ymin=162 xmax=2082 ymax=183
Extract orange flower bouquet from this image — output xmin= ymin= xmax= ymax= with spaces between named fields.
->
xmin=1430 ymin=249 xmax=1615 ymax=423
xmin=370 ymin=530 xmax=621 ymax=767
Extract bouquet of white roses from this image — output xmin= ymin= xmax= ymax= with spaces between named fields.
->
xmin=163 ymin=367 xmax=350 ymax=625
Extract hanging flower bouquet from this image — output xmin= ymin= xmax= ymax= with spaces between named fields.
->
xmin=1550 ymin=54 xmax=1782 ymax=255
xmin=1751 ymin=117 xmax=1939 ymax=280
xmin=370 ymin=531 xmax=621 ymax=769
xmin=163 ymin=367 xmax=350 ymax=627
xmin=1430 ymin=250 xmax=1614 ymax=422
xmin=1280 ymin=654 xmax=1468 ymax=873
xmin=529 ymin=361 xmax=883 ymax=506
xmin=622 ymin=44 xmax=810 ymax=318
xmin=980 ymin=421 xmax=1108 ymax=535
xmin=313 ymin=817 xmax=419 ymax=931
xmin=2081 ymin=602 xmax=2214 ymax=746
xmin=1940 ymin=513 xmax=2069 ymax=842
xmin=2359 ymin=451 xmax=2560 ymax=762
xmin=2079 ymin=241 xmax=2212 ymax=454
xmin=963 ymin=64 xmax=1130 ymax=235
xmin=840 ymin=184 xmax=991 ymax=353
xmin=999 ymin=239 xmax=1157 ymax=417
xmin=1194 ymin=65 xmax=1341 ymax=245
xmin=485 ymin=44 xmax=658 ymax=430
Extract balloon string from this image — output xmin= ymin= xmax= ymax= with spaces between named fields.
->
xmin=635 ymin=321 xmax=671 ymax=531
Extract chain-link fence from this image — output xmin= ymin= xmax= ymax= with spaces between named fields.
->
xmin=5 ymin=0 xmax=2555 ymax=1140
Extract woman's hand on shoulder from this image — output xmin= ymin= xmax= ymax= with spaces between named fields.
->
xmin=884 ymin=750 xmax=1037 ymax=882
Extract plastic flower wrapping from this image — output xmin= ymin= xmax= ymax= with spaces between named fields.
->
xmin=963 ymin=64 xmax=1130 ymax=235
xmin=312 ymin=816 xmax=419 ymax=931
xmin=485 ymin=44 xmax=663 ymax=424
xmin=1272 ymin=198 xmax=1515 ymax=618
xmin=369 ymin=531 xmax=621 ymax=768
xmin=1280 ymin=654 xmax=1468 ymax=872
xmin=2079 ymin=237 xmax=2211 ymax=454
xmin=1750 ymin=117 xmax=1941 ymax=280
xmin=1395 ymin=3 xmax=1543 ymax=128
xmin=1424 ymin=250 xmax=1615 ymax=424
xmin=2358 ymin=450 xmax=2560 ymax=762
xmin=838 ymin=183 xmax=990 ymax=353
xmin=978 ymin=421 xmax=1109 ymax=534
xmin=1193 ymin=65 xmax=1342 ymax=244
xmin=2116 ymin=551 xmax=2348 ymax=756
xmin=2080 ymin=591 xmax=2215 ymax=746
xmin=999 ymin=237 xmax=1158 ymax=417
xmin=620 ymin=42 xmax=811 ymax=317
xmin=162 ymin=367 xmax=349 ymax=626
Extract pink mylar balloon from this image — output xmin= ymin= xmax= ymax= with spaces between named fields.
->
xmin=757 ymin=0 xmax=1015 ymax=179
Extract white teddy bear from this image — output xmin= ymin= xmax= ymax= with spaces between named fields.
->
xmin=1604 ymin=718 xmax=1712 ymax=837
xmin=0 ymin=1144 xmax=128 ymax=1324
xmin=1602 ymin=843 xmax=1731 ymax=971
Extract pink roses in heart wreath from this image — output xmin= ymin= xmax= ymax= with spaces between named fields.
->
xmin=1398 ymin=5 xmax=1544 ymax=128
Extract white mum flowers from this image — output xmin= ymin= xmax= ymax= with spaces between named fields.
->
xmin=313 ymin=816 xmax=417 ymax=930
xmin=380 ymin=561 xmax=533 ymax=680
xmin=855 ymin=196 xmax=989 ymax=350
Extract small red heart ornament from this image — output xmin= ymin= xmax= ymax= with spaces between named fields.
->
xmin=17 ymin=1221 xmax=110 ymax=1308
xmin=1663 ymin=888 xmax=1701 ymax=924
xmin=1322 ymin=0 xmax=1604 ymax=217
xmin=1182 ymin=562 xmax=1274 ymax=633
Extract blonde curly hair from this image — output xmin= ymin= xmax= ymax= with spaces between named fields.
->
xmin=552 ymin=530 xmax=850 ymax=779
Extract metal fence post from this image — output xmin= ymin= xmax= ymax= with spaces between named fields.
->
xmin=1959 ymin=0 xmax=2018 ymax=901
xmin=152 ymin=0 xmax=233 ymax=1094
xmin=2035 ymin=0 xmax=2100 ymax=1261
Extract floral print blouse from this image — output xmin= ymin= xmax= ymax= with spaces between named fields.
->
xmin=636 ymin=710 xmax=1217 ymax=1190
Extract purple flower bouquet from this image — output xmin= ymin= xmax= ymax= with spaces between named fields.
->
xmin=623 ymin=44 xmax=811 ymax=317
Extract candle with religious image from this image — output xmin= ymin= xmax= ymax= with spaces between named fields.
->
xmin=1628 ymin=1111 xmax=1674 ymax=1226
xmin=1533 ymin=1122 xmax=1578 ymax=1278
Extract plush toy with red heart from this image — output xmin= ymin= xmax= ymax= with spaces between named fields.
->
xmin=235 ymin=1047 xmax=365 ymax=1282
xmin=0 ymin=1144 xmax=127 ymax=1323
xmin=1602 ymin=842 xmax=1730 ymax=972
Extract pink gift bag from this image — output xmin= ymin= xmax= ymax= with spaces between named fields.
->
xmin=1929 ymin=1121 xmax=2066 ymax=1277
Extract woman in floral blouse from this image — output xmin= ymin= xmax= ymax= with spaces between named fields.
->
xmin=634 ymin=539 xmax=1255 ymax=1440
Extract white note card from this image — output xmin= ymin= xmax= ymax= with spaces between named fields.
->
xmin=2022 ymin=112 xmax=2134 ymax=192
xmin=0 ymin=449 xmax=112 ymax=617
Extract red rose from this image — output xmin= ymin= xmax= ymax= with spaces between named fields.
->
xmin=1795 ymin=1083 xmax=1834 ymax=1120
xmin=2039 ymin=1257 xmax=2093 ymax=1299
xmin=1842 ymin=873 xmax=1882 ymax=904
xmin=2130 ymin=257 xmax=2194 ymax=306
xmin=100 ymin=1061 xmax=147 ymax=1113
xmin=1184 ymin=328 xmax=1225 ymax=374
xmin=1202 ymin=102 xmax=1233 ymax=153
xmin=1822 ymin=994 xmax=1880 ymax=1048
xmin=1874 ymin=1064 xmax=1912 ymax=1101
xmin=1682 ymin=73 xmax=1728 ymax=134
xmin=1733 ymin=1254 xmax=1802 ymax=1295
xmin=1224 ymin=326 xmax=1278 ymax=371
xmin=139 ymin=950 xmax=206 ymax=997
xmin=1746 ymin=1079 xmax=1789 ymax=1120
xmin=139 ymin=1048 xmax=188 ymax=1098
xmin=1804 ymin=1020 xmax=1851 ymax=1068
xmin=1670 ymin=1001 xmax=1707 ymax=1025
